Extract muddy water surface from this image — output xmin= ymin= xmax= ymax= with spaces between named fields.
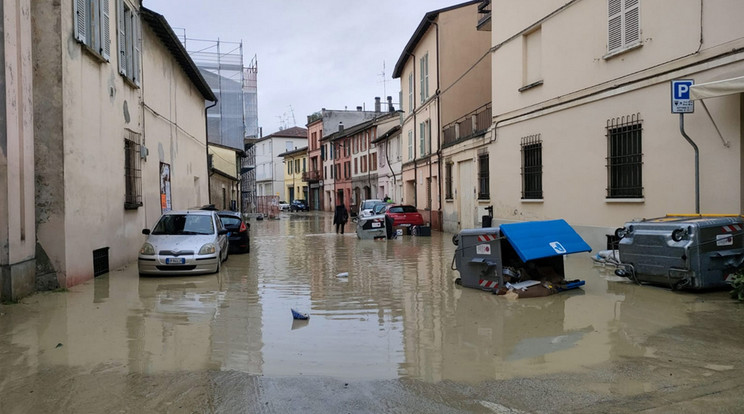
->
xmin=2 ymin=212 xmax=743 ymax=412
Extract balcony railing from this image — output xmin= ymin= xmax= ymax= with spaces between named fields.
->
xmin=303 ymin=170 xmax=322 ymax=182
xmin=442 ymin=103 xmax=492 ymax=147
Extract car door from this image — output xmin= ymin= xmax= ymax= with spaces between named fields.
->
xmin=214 ymin=213 xmax=229 ymax=257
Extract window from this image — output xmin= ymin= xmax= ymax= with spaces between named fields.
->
xmin=606 ymin=114 xmax=643 ymax=198
xmin=74 ymin=0 xmax=111 ymax=60
xmin=522 ymin=27 xmax=542 ymax=89
xmin=608 ymin=0 xmax=640 ymax=54
xmin=478 ymin=153 xmax=489 ymax=200
xmin=287 ymin=162 xmax=292 ymax=175
xmin=419 ymin=120 xmax=430 ymax=156
xmin=117 ymin=0 xmax=141 ymax=86
xmin=370 ymin=153 xmax=377 ymax=171
xmin=124 ymin=130 xmax=142 ymax=209
xmin=295 ymin=159 xmax=300 ymax=174
xmin=445 ymin=162 xmax=453 ymax=199
xmin=521 ymin=134 xmax=543 ymax=199
xmin=407 ymin=130 xmax=413 ymax=161
xmin=408 ymin=72 xmax=414 ymax=112
xmin=354 ymin=158 xmax=358 ymax=174
xmin=419 ymin=53 xmax=429 ymax=103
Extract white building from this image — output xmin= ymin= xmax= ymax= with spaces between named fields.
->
xmin=255 ymin=127 xmax=308 ymax=197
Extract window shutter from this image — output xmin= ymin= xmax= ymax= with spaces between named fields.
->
xmin=101 ymin=0 xmax=110 ymax=60
xmin=133 ymin=13 xmax=141 ymax=86
xmin=624 ymin=0 xmax=640 ymax=45
xmin=117 ymin=0 xmax=126 ymax=75
xmin=74 ymin=0 xmax=87 ymax=43
xmin=608 ymin=0 xmax=622 ymax=52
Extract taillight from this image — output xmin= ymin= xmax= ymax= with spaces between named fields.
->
xmin=239 ymin=221 xmax=247 ymax=232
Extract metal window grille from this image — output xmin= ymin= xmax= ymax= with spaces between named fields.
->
xmin=92 ymin=247 xmax=109 ymax=277
xmin=124 ymin=130 xmax=142 ymax=208
xmin=445 ymin=162 xmax=453 ymax=199
xmin=606 ymin=113 xmax=643 ymax=198
xmin=478 ymin=154 xmax=489 ymax=199
xmin=521 ymin=134 xmax=543 ymax=199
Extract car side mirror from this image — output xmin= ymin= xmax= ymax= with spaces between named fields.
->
xmin=142 ymin=229 xmax=151 ymax=235
xmin=218 ymin=229 xmax=229 ymax=235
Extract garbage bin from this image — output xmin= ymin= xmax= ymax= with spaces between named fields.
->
xmin=616 ymin=215 xmax=744 ymax=290
xmin=453 ymin=219 xmax=592 ymax=292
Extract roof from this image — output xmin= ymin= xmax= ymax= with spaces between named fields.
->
xmin=140 ymin=8 xmax=216 ymax=101
xmin=257 ymin=126 xmax=308 ymax=142
xmin=393 ymin=1 xmax=481 ymax=79
xmin=278 ymin=146 xmax=309 ymax=158
xmin=499 ymin=219 xmax=592 ymax=262
xmin=372 ymin=125 xmax=401 ymax=144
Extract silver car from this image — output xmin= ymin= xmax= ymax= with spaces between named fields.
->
xmin=138 ymin=210 xmax=229 ymax=276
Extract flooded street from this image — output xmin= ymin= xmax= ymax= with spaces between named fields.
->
xmin=2 ymin=211 xmax=744 ymax=413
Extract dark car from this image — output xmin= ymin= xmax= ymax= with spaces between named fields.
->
xmin=290 ymin=199 xmax=309 ymax=212
xmin=217 ymin=210 xmax=250 ymax=253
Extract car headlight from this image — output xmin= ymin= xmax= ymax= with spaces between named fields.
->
xmin=140 ymin=242 xmax=155 ymax=255
xmin=199 ymin=243 xmax=217 ymax=255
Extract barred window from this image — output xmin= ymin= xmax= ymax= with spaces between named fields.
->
xmin=478 ymin=153 xmax=489 ymax=200
xmin=606 ymin=114 xmax=643 ymax=198
xmin=445 ymin=162 xmax=453 ymax=199
xmin=124 ymin=130 xmax=142 ymax=209
xmin=521 ymin=134 xmax=543 ymax=199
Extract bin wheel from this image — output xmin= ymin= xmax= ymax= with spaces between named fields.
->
xmin=452 ymin=234 xmax=459 ymax=246
xmin=455 ymin=278 xmax=462 ymax=285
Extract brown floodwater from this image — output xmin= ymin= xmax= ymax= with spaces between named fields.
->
xmin=2 ymin=211 xmax=743 ymax=412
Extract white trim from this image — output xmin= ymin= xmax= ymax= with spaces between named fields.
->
xmin=605 ymin=198 xmax=645 ymax=203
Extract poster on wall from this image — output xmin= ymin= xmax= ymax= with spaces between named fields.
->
xmin=160 ymin=163 xmax=172 ymax=213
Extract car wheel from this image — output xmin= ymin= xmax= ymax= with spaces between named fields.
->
xmin=214 ymin=258 xmax=221 ymax=274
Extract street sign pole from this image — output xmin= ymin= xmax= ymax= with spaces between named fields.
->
xmin=672 ymin=80 xmax=699 ymax=214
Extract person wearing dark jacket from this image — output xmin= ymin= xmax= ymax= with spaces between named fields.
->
xmin=333 ymin=201 xmax=348 ymax=234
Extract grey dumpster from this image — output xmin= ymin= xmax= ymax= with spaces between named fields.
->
xmin=616 ymin=215 xmax=744 ymax=290
xmin=453 ymin=220 xmax=592 ymax=292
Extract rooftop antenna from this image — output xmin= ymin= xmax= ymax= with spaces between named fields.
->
xmin=289 ymin=105 xmax=297 ymax=126
xmin=378 ymin=60 xmax=389 ymax=100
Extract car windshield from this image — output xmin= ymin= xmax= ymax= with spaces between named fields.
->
xmin=372 ymin=203 xmax=388 ymax=214
xmin=219 ymin=216 xmax=241 ymax=227
xmin=362 ymin=200 xmax=381 ymax=209
xmin=152 ymin=214 xmax=214 ymax=235
xmin=388 ymin=206 xmax=418 ymax=214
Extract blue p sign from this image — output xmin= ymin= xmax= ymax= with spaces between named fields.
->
xmin=672 ymin=80 xmax=694 ymax=113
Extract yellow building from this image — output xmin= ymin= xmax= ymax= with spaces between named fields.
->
xmin=281 ymin=146 xmax=309 ymax=202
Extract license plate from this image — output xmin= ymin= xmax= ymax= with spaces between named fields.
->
xmin=372 ymin=222 xmax=381 ymax=228
xmin=165 ymin=257 xmax=185 ymax=264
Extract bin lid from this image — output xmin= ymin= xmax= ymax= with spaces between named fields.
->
xmin=500 ymin=219 xmax=592 ymax=262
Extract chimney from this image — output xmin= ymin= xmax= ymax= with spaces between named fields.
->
xmin=338 ymin=122 xmax=344 ymax=132
xmin=387 ymin=96 xmax=394 ymax=112
xmin=356 ymin=106 xmax=363 ymax=111
xmin=375 ymin=97 xmax=381 ymax=113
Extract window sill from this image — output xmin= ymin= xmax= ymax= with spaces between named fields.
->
xmin=518 ymin=80 xmax=543 ymax=93
xmin=521 ymin=198 xmax=543 ymax=203
xmin=445 ymin=197 xmax=454 ymax=202
xmin=477 ymin=197 xmax=490 ymax=202
xmin=605 ymin=198 xmax=644 ymax=203
xmin=124 ymin=202 xmax=142 ymax=210
xmin=603 ymin=41 xmax=643 ymax=60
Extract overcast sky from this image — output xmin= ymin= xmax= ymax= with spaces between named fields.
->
xmin=144 ymin=0 xmax=463 ymax=136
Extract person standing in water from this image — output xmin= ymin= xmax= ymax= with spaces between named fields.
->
xmin=333 ymin=201 xmax=348 ymax=234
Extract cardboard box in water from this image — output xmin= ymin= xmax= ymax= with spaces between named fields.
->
xmin=394 ymin=225 xmax=410 ymax=236
xmin=412 ymin=225 xmax=431 ymax=236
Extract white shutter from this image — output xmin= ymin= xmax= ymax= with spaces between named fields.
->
xmin=117 ymin=0 xmax=126 ymax=75
xmin=608 ymin=0 xmax=622 ymax=52
xmin=624 ymin=0 xmax=640 ymax=45
xmin=133 ymin=13 xmax=141 ymax=86
xmin=101 ymin=0 xmax=110 ymax=60
xmin=74 ymin=0 xmax=87 ymax=43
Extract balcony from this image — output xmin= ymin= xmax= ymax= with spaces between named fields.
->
xmin=477 ymin=0 xmax=491 ymax=31
xmin=442 ymin=103 xmax=492 ymax=147
xmin=303 ymin=170 xmax=322 ymax=182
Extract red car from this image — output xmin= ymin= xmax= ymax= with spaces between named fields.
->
xmin=384 ymin=204 xmax=424 ymax=226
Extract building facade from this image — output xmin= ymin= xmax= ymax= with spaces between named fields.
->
xmin=305 ymin=114 xmax=324 ymax=211
xmin=281 ymin=147 xmax=309 ymax=203
xmin=30 ymin=1 xmax=214 ymax=290
xmin=255 ymin=126 xmax=307 ymax=197
xmin=394 ymin=1 xmax=488 ymax=230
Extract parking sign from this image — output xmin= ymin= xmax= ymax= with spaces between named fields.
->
xmin=671 ymin=80 xmax=694 ymax=113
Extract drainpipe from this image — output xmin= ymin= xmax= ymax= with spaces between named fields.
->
xmin=410 ymin=52 xmax=418 ymax=207
xmin=427 ymin=16 xmax=440 ymax=227
xmin=679 ymin=114 xmax=700 ymax=214
xmin=205 ymin=100 xmax=218 ymax=204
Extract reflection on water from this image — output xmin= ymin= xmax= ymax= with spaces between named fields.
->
xmin=0 ymin=212 xmax=737 ymax=386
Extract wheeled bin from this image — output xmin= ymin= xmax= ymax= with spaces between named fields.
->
xmin=616 ymin=215 xmax=744 ymax=290
xmin=452 ymin=219 xmax=592 ymax=292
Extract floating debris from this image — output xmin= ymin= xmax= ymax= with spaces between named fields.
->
xmin=336 ymin=272 xmax=349 ymax=278
xmin=291 ymin=308 xmax=309 ymax=320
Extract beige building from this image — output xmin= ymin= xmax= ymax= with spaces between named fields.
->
xmin=394 ymin=1 xmax=491 ymax=230
xmin=208 ymin=144 xmax=242 ymax=211
xmin=281 ymin=146 xmax=309 ymax=203
xmin=1 ymin=0 xmax=35 ymax=301
xmin=473 ymin=0 xmax=744 ymax=250
xmin=30 ymin=1 xmax=215 ymax=290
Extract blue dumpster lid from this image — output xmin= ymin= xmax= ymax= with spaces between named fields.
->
xmin=500 ymin=219 xmax=592 ymax=262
